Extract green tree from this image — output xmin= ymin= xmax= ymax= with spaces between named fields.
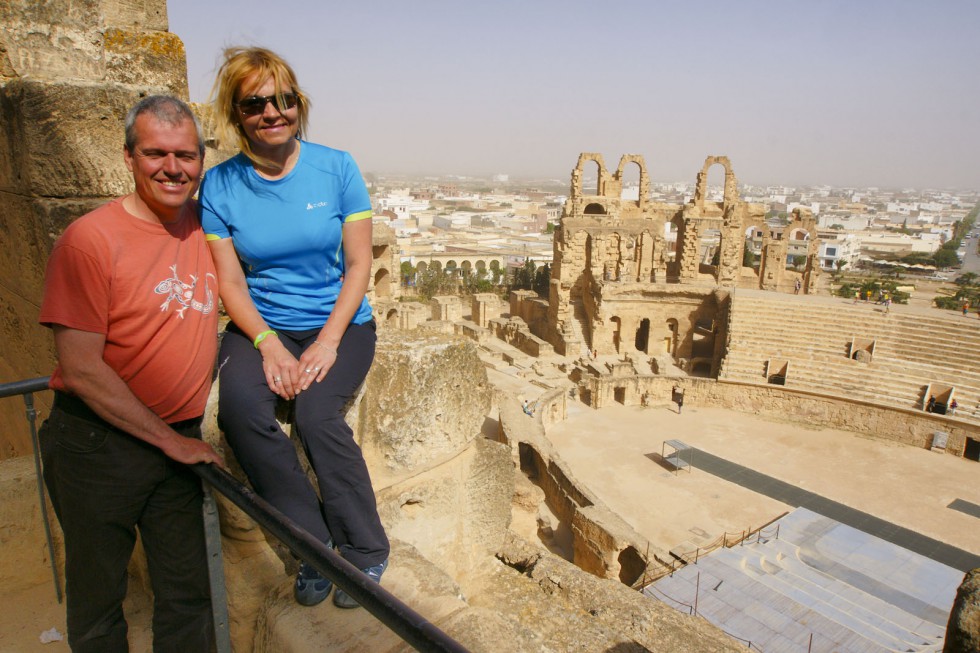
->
xmin=415 ymin=268 xmax=457 ymax=301
xmin=400 ymin=260 xmax=416 ymax=286
xmin=510 ymin=259 xmax=536 ymax=291
xmin=932 ymin=248 xmax=959 ymax=269
xmin=533 ymin=263 xmax=551 ymax=297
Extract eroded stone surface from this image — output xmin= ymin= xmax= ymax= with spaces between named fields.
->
xmin=945 ymin=568 xmax=980 ymax=653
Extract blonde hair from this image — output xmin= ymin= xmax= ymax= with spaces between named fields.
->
xmin=209 ymin=46 xmax=310 ymax=169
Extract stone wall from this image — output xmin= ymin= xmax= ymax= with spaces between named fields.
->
xmin=581 ymin=374 xmax=980 ymax=456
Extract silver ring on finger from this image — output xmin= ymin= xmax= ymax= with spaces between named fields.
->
xmin=274 ymin=377 xmax=282 ymax=383
xmin=313 ymin=366 xmax=320 ymax=371
xmin=305 ymin=368 xmax=312 ymax=374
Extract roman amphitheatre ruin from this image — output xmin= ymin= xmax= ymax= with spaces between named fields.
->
xmin=1 ymin=2 xmax=979 ymax=652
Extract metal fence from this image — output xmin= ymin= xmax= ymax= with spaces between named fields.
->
xmin=0 ymin=377 xmax=469 ymax=653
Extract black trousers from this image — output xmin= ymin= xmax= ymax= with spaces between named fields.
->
xmin=40 ymin=393 xmax=213 ymax=653
xmin=217 ymin=321 xmax=389 ymax=569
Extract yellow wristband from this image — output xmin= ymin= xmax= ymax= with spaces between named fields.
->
xmin=253 ymin=330 xmax=277 ymax=349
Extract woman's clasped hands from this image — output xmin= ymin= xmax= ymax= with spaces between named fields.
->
xmin=261 ymin=337 xmax=338 ymax=398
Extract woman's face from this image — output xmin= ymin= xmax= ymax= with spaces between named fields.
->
xmin=235 ymin=73 xmax=299 ymax=154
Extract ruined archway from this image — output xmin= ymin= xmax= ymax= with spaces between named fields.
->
xmin=614 ymin=155 xmax=649 ymax=211
xmin=665 ymin=318 xmax=679 ymax=355
xmin=634 ymin=318 xmax=650 ymax=353
xmin=374 ymin=267 xmax=391 ymax=298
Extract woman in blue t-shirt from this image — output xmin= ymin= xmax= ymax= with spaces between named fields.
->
xmin=200 ymin=46 xmax=388 ymax=609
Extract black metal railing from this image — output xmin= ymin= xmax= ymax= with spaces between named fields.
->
xmin=1 ymin=377 xmax=469 ymax=653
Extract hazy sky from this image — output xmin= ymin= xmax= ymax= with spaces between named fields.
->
xmin=168 ymin=0 xmax=980 ymax=190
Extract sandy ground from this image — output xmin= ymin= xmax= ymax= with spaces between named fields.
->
xmin=546 ymin=402 xmax=980 ymax=558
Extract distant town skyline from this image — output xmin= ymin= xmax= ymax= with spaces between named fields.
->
xmin=168 ymin=0 xmax=980 ymax=191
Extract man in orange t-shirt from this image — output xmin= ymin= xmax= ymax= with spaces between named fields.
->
xmin=38 ymin=96 xmax=223 ymax=653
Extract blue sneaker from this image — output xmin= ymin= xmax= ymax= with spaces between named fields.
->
xmin=333 ymin=559 xmax=388 ymax=609
xmin=294 ymin=561 xmax=333 ymax=606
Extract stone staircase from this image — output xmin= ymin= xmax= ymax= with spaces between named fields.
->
xmin=563 ymin=299 xmax=591 ymax=353
xmin=647 ymin=509 xmax=956 ymax=653
xmin=719 ymin=291 xmax=980 ymax=416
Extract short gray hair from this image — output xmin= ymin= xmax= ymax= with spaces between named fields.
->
xmin=124 ymin=95 xmax=205 ymax=155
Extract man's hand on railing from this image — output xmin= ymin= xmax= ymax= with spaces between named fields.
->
xmin=161 ymin=435 xmax=226 ymax=468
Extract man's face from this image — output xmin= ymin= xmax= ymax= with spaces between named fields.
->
xmin=123 ymin=114 xmax=203 ymax=223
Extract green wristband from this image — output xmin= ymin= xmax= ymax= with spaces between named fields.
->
xmin=253 ymin=330 xmax=277 ymax=349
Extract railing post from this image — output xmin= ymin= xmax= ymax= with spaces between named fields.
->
xmin=202 ymin=484 xmax=231 ymax=653
xmin=23 ymin=389 xmax=62 ymax=604
xmin=694 ymin=572 xmax=700 ymax=616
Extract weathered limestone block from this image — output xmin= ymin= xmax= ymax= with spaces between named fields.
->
xmin=487 ymin=533 xmax=746 ymax=652
xmin=0 ymin=0 xmax=168 ymax=82
xmin=376 ymin=437 xmax=513 ymax=580
xmin=1 ymin=195 xmax=104 ymax=300
xmin=429 ymin=295 xmax=463 ymax=322
xmin=0 ymin=456 xmax=63 ymax=592
xmin=0 ymin=0 xmax=106 ymax=81
xmin=102 ymin=0 xmax=169 ymax=31
xmin=0 ymin=79 xmax=155 ymax=197
xmin=253 ymin=539 xmax=469 ymax=653
xmin=360 ymin=332 xmax=490 ymax=479
xmin=471 ymin=292 xmax=503 ymax=328
xmin=0 ymin=196 xmax=108 ymax=457
xmin=103 ymin=29 xmax=188 ymax=94
xmin=0 ymin=286 xmax=57 ymax=457
xmin=945 ymin=568 xmax=980 ymax=653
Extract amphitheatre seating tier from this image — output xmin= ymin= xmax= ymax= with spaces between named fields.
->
xmin=648 ymin=509 xmax=955 ymax=653
xmin=720 ymin=291 xmax=980 ymax=417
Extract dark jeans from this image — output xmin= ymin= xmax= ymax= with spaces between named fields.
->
xmin=40 ymin=393 xmax=213 ymax=653
xmin=218 ymin=321 xmax=389 ymax=569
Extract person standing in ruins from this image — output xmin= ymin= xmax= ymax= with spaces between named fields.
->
xmin=200 ymin=46 xmax=389 ymax=609
xmin=38 ymin=96 xmax=222 ymax=652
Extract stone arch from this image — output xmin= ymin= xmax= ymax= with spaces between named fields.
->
xmin=460 ymin=260 xmax=473 ymax=276
xmin=584 ymin=203 xmax=606 ymax=215
xmin=693 ymin=155 xmax=737 ymax=210
xmin=385 ymin=307 xmax=399 ymax=323
xmin=374 ymin=267 xmax=391 ymax=298
xmin=430 ymin=260 xmax=443 ymax=273
xmin=614 ymin=154 xmax=649 ymax=209
xmin=416 ymin=260 xmax=429 ymax=274
xmin=372 ymin=243 xmax=390 ymax=260
xmin=571 ymin=152 xmax=608 ymax=198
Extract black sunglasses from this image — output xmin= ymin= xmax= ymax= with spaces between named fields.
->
xmin=235 ymin=92 xmax=299 ymax=117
